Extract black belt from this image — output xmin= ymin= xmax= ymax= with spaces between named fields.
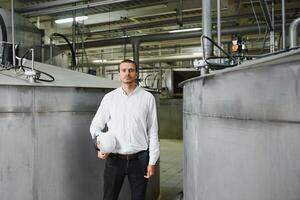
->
xmin=110 ymin=150 xmax=147 ymax=161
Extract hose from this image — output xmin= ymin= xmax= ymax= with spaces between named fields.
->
xmin=201 ymin=35 xmax=237 ymax=70
xmin=51 ymin=33 xmax=76 ymax=68
xmin=20 ymin=48 xmax=55 ymax=82
xmin=0 ymin=13 xmax=7 ymax=42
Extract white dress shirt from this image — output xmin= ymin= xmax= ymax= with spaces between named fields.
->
xmin=90 ymin=86 xmax=160 ymax=165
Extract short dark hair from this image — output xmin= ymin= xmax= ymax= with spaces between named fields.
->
xmin=118 ymin=59 xmax=138 ymax=72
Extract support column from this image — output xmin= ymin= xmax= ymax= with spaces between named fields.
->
xmin=11 ymin=0 xmax=16 ymax=66
xmin=282 ymin=0 xmax=286 ymax=49
xmin=217 ymin=0 xmax=221 ymax=58
xmin=202 ymin=0 xmax=212 ymax=58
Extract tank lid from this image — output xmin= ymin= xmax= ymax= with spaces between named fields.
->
xmin=0 ymin=60 xmax=120 ymax=88
xmin=179 ymin=48 xmax=300 ymax=87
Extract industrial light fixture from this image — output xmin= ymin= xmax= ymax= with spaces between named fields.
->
xmin=169 ymin=27 xmax=202 ymax=33
xmin=55 ymin=16 xmax=88 ymax=24
xmin=93 ymin=59 xmax=107 ymax=63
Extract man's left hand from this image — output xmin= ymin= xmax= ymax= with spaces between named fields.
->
xmin=144 ymin=165 xmax=155 ymax=179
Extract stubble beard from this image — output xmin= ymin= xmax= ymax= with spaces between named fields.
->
xmin=122 ymin=78 xmax=136 ymax=84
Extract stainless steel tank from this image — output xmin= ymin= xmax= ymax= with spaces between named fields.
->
xmin=181 ymin=49 xmax=300 ymax=200
xmin=0 ymin=62 xmax=160 ymax=200
xmin=0 ymin=8 xmax=42 ymax=61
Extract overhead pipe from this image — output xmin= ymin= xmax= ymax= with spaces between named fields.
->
xmin=89 ymin=53 xmax=204 ymax=67
xmin=59 ymin=31 xmax=203 ymax=49
xmin=289 ymin=17 xmax=300 ymax=48
xmin=58 ymin=24 xmax=282 ymax=50
xmin=202 ymin=0 xmax=212 ymax=58
xmin=79 ymin=13 xmax=266 ymax=36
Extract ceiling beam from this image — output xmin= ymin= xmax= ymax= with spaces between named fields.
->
xmin=16 ymin=0 xmax=84 ymax=13
xmin=20 ymin=0 xmax=134 ymax=17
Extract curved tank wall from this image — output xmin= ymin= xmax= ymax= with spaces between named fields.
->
xmin=0 ymin=8 xmax=42 ymax=61
xmin=181 ymin=49 xmax=300 ymax=200
xmin=0 ymin=63 xmax=160 ymax=200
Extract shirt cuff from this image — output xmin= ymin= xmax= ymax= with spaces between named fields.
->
xmin=149 ymin=158 xmax=157 ymax=165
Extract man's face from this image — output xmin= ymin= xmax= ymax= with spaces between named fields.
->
xmin=119 ymin=62 xmax=137 ymax=84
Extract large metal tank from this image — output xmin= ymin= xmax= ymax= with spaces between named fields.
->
xmin=0 ymin=62 xmax=160 ymax=200
xmin=0 ymin=8 xmax=42 ymax=61
xmin=181 ymin=49 xmax=300 ymax=200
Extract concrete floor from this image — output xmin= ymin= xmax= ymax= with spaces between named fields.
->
xmin=159 ymin=139 xmax=183 ymax=200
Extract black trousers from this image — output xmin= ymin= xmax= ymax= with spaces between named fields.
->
xmin=103 ymin=150 xmax=149 ymax=200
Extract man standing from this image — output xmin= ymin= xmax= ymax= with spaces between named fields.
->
xmin=90 ymin=59 xmax=160 ymax=200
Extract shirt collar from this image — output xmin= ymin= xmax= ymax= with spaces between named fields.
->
xmin=120 ymin=86 xmax=140 ymax=96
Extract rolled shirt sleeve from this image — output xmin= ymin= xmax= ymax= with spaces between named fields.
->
xmin=90 ymin=95 xmax=110 ymax=141
xmin=147 ymin=95 xmax=160 ymax=165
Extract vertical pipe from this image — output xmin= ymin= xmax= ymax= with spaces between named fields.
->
xmin=36 ymin=16 xmax=40 ymax=28
xmin=31 ymin=48 xmax=34 ymax=70
xmin=50 ymin=36 xmax=53 ymax=64
xmin=159 ymin=44 xmax=162 ymax=90
xmin=11 ymin=0 xmax=16 ymax=66
xmin=270 ymin=0 xmax=275 ymax=52
xmin=217 ymin=0 xmax=221 ymax=57
xmin=202 ymin=0 xmax=212 ymax=58
xmin=122 ymin=30 xmax=127 ymax=59
xmin=72 ymin=11 xmax=76 ymax=68
xmin=179 ymin=0 xmax=183 ymax=27
xmin=101 ymin=50 xmax=105 ymax=76
xmin=41 ymin=43 xmax=44 ymax=63
xmin=282 ymin=0 xmax=286 ymax=49
xmin=132 ymin=40 xmax=140 ymax=82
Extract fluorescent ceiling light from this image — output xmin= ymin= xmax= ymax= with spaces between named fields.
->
xmin=169 ymin=27 xmax=202 ymax=33
xmin=55 ymin=16 xmax=88 ymax=24
xmin=93 ymin=59 xmax=107 ymax=63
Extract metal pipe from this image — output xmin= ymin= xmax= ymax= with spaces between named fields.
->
xmin=270 ymin=0 xmax=275 ymax=52
xmin=289 ymin=17 xmax=300 ymax=48
xmin=202 ymin=0 xmax=212 ymax=58
xmin=11 ymin=0 xmax=16 ymax=66
xmin=31 ymin=48 xmax=34 ymax=70
xmin=36 ymin=16 xmax=40 ymax=28
xmin=132 ymin=40 xmax=140 ymax=80
xmin=72 ymin=11 xmax=76 ymax=67
xmin=179 ymin=0 xmax=183 ymax=27
xmin=58 ymin=24 xmax=282 ymax=50
xmin=282 ymin=0 xmax=286 ymax=49
xmin=217 ymin=0 xmax=221 ymax=57
xmin=88 ymin=53 xmax=203 ymax=66
xmin=50 ymin=36 xmax=53 ymax=64
xmin=75 ymin=13 xmax=267 ymax=37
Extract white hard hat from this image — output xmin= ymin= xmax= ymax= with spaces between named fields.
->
xmin=98 ymin=133 xmax=116 ymax=153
